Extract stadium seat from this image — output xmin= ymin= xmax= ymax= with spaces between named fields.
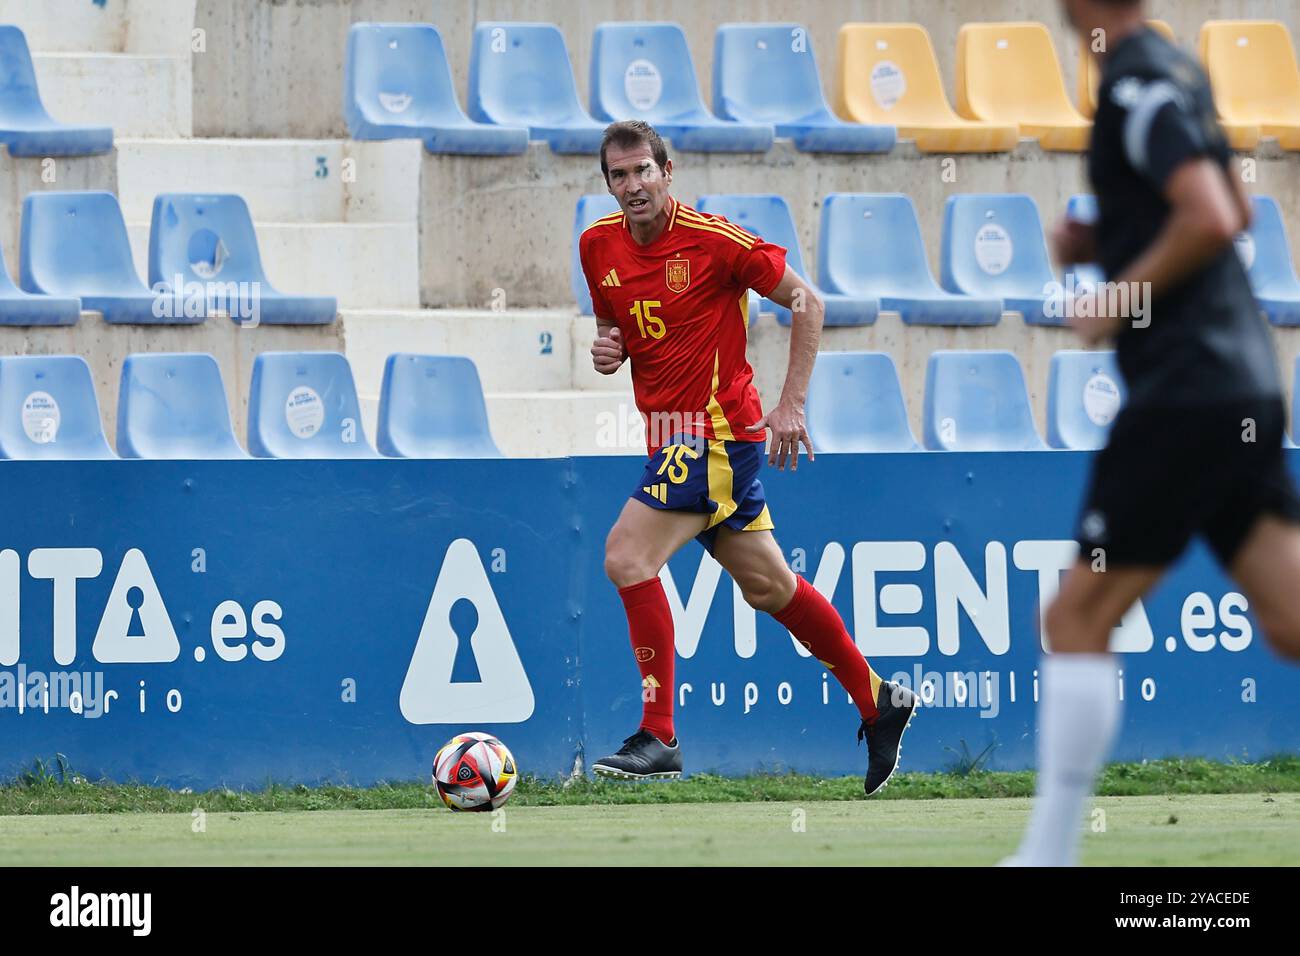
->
xmin=590 ymin=22 xmax=773 ymax=152
xmin=377 ymin=354 xmax=502 ymax=458
xmin=1200 ymin=21 xmax=1300 ymax=151
xmin=468 ymin=23 xmax=605 ymax=154
xmin=20 ymin=192 xmax=177 ymax=325
xmin=696 ymin=194 xmax=876 ymax=326
xmin=0 ymin=355 xmax=113 ymax=459
xmin=923 ymin=350 xmax=1045 ymax=451
xmin=572 ymin=193 xmax=622 ymax=315
xmin=344 ymin=23 xmax=529 ymax=155
xmin=247 ymin=352 xmax=380 ymax=459
xmin=0 ymin=242 xmax=78 ymax=326
xmin=116 ymin=353 xmax=248 ymax=459
xmin=806 ymin=352 xmax=918 ymax=452
xmin=818 ymin=193 xmax=1003 ymax=326
xmin=941 ymin=194 xmax=1056 ymax=323
xmin=0 ymin=26 xmax=112 ymax=156
xmin=1077 ymin=20 xmax=1175 ymax=119
xmin=1046 ymin=350 xmax=1125 ymax=450
xmin=955 ymin=22 xmax=1092 ymax=151
xmin=833 ymin=23 xmax=1018 ymax=153
xmin=1238 ymin=195 xmax=1300 ymax=325
xmin=148 ymin=194 xmax=337 ymax=325
xmin=712 ymin=23 xmax=894 ymax=154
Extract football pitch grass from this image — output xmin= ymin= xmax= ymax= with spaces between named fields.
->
xmin=1 ymin=793 xmax=1297 ymax=865
xmin=3 ymin=759 xmax=1297 ymax=865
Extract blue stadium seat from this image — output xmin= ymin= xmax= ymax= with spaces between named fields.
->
xmin=247 ymin=352 xmax=380 ymax=459
xmin=469 ymin=23 xmax=605 ymax=154
xmin=590 ymin=22 xmax=773 ymax=152
xmin=1239 ymin=195 xmax=1300 ymax=325
xmin=117 ymin=353 xmax=248 ymax=459
xmin=712 ymin=23 xmax=894 ymax=154
xmin=0 ymin=241 xmax=78 ymax=326
xmin=923 ymin=350 xmax=1045 ymax=450
xmin=0 ymin=355 xmax=113 ymax=459
xmin=696 ymin=194 xmax=875 ymax=325
xmin=941 ymin=194 xmax=1056 ymax=323
xmin=20 ymin=192 xmax=174 ymax=325
xmin=819 ymin=194 xmax=1003 ymax=326
xmin=572 ymin=193 xmax=622 ymax=314
xmin=0 ymin=26 xmax=112 ymax=156
xmin=148 ymin=194 xmax=337 ymax=325
xmin=344 ymin=23 xmax=528 ymax=155
xmin=377 ymin=354 xmax=502 ymax=458
xmin=1046 ymin=350 xmax=1125 ymax=450
xmin=806 ymin=352 xmax=918 ymax=451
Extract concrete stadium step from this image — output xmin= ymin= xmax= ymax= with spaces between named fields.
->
xmin=35 ymin=53 xmax=192 ymax=138
xmin=339 ymin=309 xmax=576 ymax=396
xmin=487 ymin=390 xmax=641 ymax=458
xmin=116 ymin=139 xmax=420 ymax=223
xmin=356 ymin=389 xmax=639 ymax=459
xmin=126 ymin=221 xmax=419 ymax=310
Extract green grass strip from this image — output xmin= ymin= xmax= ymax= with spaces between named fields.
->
xmin=0 ymin=755 xmax=1296 ymax=815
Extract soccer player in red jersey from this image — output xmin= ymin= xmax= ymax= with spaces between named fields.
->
xmin=580 ymin=120 xmax=916 ymax=793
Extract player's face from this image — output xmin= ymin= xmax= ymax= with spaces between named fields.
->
xmin=604 ymin=143 xmax=673 ymax=226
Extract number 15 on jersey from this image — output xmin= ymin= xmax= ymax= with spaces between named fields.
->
xmin=630 ymin=300 xmax=665 ymax=340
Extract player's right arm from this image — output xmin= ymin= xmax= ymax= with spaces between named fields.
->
xmin=580 ymin=231 xmax=627 ymax=375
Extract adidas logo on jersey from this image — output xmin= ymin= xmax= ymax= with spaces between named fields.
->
xmin=641 ymin=483 xmax=668 ymax=504
xmin=601 ymin=269 xmax=621 ymax=288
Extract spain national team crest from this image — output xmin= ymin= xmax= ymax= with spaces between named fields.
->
xmin=666 ymin=258 xmax=690 ymax=294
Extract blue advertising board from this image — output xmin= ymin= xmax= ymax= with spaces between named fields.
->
xmin=0 ymin=452 xmax=1296 ymax=788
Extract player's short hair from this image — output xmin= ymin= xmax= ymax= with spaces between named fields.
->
xmin=599 ymin=121 xmax=669 ymax=182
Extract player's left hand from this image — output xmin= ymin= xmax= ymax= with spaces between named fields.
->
xmin=747 ymin=400 xmax=815 ymax=472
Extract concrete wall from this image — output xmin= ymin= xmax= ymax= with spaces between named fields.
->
xmin=193 ymin=0 xmax=1300 ymax=139
xmin=418 ymin=139 xmax=1300 ymax=310
xmin=0 ymin=318 xmax=342 ymax=449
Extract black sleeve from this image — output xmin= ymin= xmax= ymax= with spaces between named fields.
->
xmin=1121 ymin=77 xmax=1212 ymax=190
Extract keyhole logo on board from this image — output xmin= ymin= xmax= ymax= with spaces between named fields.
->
xmin=91 ymin=548 xmax=180 ymax=664
xmin=399 ymin=538 xmax=534 ymax=725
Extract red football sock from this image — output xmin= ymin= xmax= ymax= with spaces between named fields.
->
xmin=618 ymin=577 xmax=676 ymax=744
xmin=774 ymin=575 xmax=881 ymax=722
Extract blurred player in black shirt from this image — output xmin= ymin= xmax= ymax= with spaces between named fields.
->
xmin=1007 ymin=0 xmax=1300 ymax=866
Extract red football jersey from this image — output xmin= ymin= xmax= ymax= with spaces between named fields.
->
xmin=579 ymin=197 xmax=787 ymax=455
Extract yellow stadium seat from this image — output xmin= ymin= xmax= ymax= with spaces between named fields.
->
xmin=1200 ymin=20 xmax=1300 ymax=150
xmin=1077 ymin=19 xmax=1174 ymax=117
xmin=956 ymin=21 xmax=1091 ymax=152
xmin=834 ymin=23 xmax=1018 ymax=153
